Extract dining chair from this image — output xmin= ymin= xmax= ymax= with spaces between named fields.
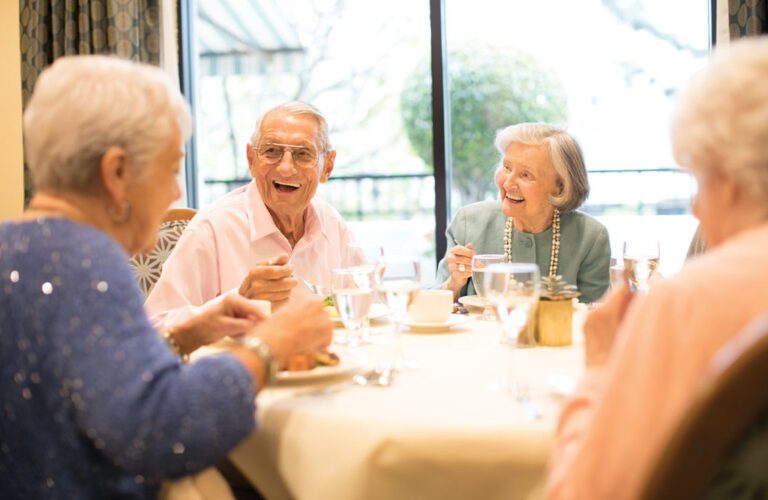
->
xmin=129 ymin=207 xmax=197 ymax=299
xmin=639 ymin=312 xmax=768 ymax=500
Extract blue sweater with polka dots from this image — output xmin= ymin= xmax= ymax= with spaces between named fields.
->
xmin=0 ymin=218 xmax=256 ymax=499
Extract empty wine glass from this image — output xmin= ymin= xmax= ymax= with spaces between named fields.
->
xmin=471 ymin=254 xmax=505 ymax=320
xmin=484 ymin=263 xmax=541 ymax=413
xmin=622 ymin=239 xmax=660 ymax=292
xmin=332 ymin=266 xmax=374 ymax=347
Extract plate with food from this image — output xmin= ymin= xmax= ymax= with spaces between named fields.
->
xmin=277 ymin=350 xmax=362 ymax=383
xmin=458 ymin=295 xmax=486 ymax=311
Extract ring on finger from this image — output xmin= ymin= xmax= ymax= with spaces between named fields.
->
xmin=458 ymin=264 xmax=466 ymax=273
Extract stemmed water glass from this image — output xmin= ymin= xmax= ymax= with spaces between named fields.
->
xmin=484 ymin=263 xmax=541 ymax=417
xmin=622 ymin=239 xmax=660 ymax=292
xmin=331 ymin=266 xmax=374 ymax=347
xmin=373 ymin=256 xmax=420 ymax=378
xmin=471 ymin=254 xmax=505 ymax=320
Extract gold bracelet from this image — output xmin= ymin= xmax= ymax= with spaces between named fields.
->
xmin=162 ymin=327 xmax=190 ymax=364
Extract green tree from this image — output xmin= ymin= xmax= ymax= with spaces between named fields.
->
xmin=401 ymin=46 xmax=569 ymax=204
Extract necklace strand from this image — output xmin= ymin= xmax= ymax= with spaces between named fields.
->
xmin=503 ymin=209 xmax=560 ymax=279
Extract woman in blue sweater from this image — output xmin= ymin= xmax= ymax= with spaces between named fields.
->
xmin=0 ymin=56 xmax=332 ymax=498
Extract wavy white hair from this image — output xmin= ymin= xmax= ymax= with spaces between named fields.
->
xmin=248 ymin=101 xmax=332 ymax=153
xmin=494 ymin=123 xmax=589 ymax=212
xmin=673 ymin=37 xmax=768 ymax=205
xmin=24 ymin=55 xmax=192 ymax=191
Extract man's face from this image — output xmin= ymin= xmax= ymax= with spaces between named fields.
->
xmin=248 ymin=111 xmax=335 ymax=221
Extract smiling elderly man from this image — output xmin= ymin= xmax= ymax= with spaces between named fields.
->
xmin=146 ymin=101 xmax=361 ymax=329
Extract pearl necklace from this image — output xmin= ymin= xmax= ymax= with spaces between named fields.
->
xmin=503 ymin=209 xmax=561 ymax=279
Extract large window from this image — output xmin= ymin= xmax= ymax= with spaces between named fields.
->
xmin=184 ymin=0 xmax=710 ymax=280
xmin=442 ymin=0 xmax=709 ymax=274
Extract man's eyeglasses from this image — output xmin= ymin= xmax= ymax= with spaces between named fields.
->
xmin=255 ymin=143 xmax=320 ymax=168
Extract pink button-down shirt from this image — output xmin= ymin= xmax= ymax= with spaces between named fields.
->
xmin=547 ymin=223 xmax=768 ymax=500
xmin=145 ymin=181 xmax=360 ymax=329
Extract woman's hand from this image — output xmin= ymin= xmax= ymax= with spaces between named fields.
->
xmin=238 ymin=254 xmax=298 ymax=310
xmin=247 ymin=295 xmax=334 ymax=369
xmin=442 ymin=243 xmax=475 ymax=300
xmin=583 ymin=278 xmax=635 ymax=367
xmin=173 ymin=294 xmax=269 ymax=354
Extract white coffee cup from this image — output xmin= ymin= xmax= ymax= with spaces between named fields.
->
xmin=409 ymin=290 xmax=453 ymax=323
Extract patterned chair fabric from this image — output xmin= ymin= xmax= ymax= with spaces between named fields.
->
xmin=130 ymin=208 xmax=196 ymax=299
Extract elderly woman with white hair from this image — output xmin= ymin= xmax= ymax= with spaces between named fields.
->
xmin=434 ymin=123 xmax=610 ymax=303
xmin=0 ymin=56 xmax=332 ymax=498
xmin=547 ymin=37 xmax=768 ymax=500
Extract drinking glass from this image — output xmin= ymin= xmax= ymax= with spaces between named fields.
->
xmin=622 ymin=239 xmax=660 ymax=292
xmin=484 ymin=263 xmax=541 ymax=412
xmin=332 ymin=267 xmax=374 ymax=347
xmin=471 ymin=254 xmax=505 ymax=320
xmin=374 ymin=256 xmax=420 ymax=375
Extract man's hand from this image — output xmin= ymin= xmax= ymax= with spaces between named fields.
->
xmin=238 ymin=254 xmax=297 ymax=308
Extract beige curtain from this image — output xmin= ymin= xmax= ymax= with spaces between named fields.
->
xmin=19 ymin=0 xmax=161 ymax=204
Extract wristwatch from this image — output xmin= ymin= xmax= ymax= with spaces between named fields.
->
xmin=240 ymin=336 xmax=277 ymax=387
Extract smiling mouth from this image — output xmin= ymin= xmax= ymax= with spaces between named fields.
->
xmin=506 ymin=193 xmax=525 ymax=203
xmin=273 ymin=181 xmax=301 ymax=192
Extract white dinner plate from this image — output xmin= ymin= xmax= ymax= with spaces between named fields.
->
xmin=403 ymin=314 xmax=469 ymax=333
xmin=277 ymin=353 xmax=363 ymax=383
xmin=458 ymin=295 xmax=486 ymax=311
xmin=329 ymin=302 xmax=389 ymax=326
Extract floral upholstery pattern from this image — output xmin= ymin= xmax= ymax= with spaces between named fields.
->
xmin=130 ymin=219 xmax=189 ymax=299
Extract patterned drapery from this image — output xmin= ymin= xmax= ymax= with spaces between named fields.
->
xmin=19 ymin=0 xmax=161 ymax=204
xmin=729 ymin=0 xmax=768 ymax=39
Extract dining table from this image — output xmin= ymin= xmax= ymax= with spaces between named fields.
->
xmin=218 ymin=304 xmax=587 ymax=500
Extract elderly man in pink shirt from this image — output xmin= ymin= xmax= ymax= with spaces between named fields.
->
xmin=547 ymin=38 xmax=768 ymax=499
xmin=146 ymin=101 xmax=361 ymax=329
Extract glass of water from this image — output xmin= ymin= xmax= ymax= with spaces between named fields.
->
xmin=622 ymin=239 xmax=660 ymax=292
xmin=375 ymin=256 xmax=420 ymax=375
xmin=332 ymin=266 xmax=374 ymax=346
xmin=484 ymin=263 xmax=540 ymax=406
xmin=471 ymin=254 xmax=505 ymax=320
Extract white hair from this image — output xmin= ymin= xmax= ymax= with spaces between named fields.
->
xmin=494 ymin=123 xmax=589 ymax=211
xmin=248 ymin=101 xmax=332 ymax=153
xmin=673 ymin=37 xmax=768 ymax=204
xmin=23 ymin=55 xmax=192 ymax=191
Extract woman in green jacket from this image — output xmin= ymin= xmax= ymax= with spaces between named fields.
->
xmin=434 ymin=123 xmax=610 ymax=303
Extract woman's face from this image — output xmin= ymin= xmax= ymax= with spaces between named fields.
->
xmin=497 ymin=142 xmax=560 ymax=231
xmin=124 ymin=128 xmax=185 ymax=254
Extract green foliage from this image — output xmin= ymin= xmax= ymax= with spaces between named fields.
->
xmin=400 ymin=46 xmax=569 ymax=203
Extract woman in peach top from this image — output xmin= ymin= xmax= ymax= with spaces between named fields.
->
xmin=547 ymin=37 xmax=768 ymax=499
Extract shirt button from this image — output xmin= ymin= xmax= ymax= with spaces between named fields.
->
xmin=523 ymin=238 xmax=533 ymax=248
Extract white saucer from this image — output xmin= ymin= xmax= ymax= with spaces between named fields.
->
xmin=458 ymin=295 xmax=486 ymax=311
xmin=404 ymin=314 xmax=469 ymax=333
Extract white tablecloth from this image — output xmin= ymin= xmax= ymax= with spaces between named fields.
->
xmin=228 ymin=312 xmax=585 ymax=500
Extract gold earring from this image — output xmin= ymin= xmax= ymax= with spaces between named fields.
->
xmin=107 ymin=200 xmax=132 ymax=224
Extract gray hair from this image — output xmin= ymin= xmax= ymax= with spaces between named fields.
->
xmin=494 ymin=123 xmax=589 ymax=211
xmin=23 ymin=55 xmax=192 ymax=192
xmin=673 ymin=37 xmax=768 ymax=205
xmin=249 ymin=101 xmax=332 ymax=153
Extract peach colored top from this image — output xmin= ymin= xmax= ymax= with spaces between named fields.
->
xmin=145 ymin=181 xmax=360 ymax=329
xmin=547 ymin=223 xmax=768 ymax=500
